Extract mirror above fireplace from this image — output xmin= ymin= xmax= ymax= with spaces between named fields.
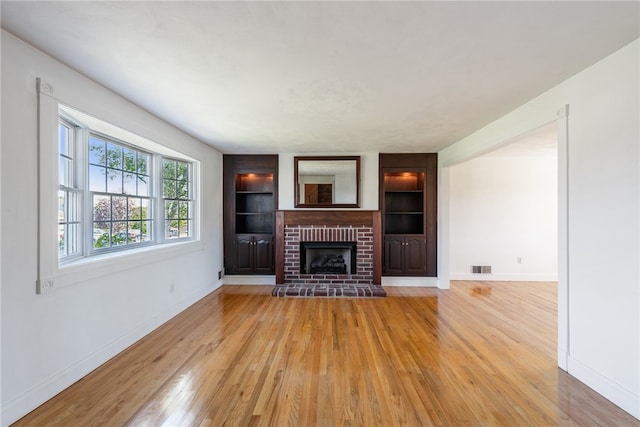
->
xmin=294 ymin=156 xmax=360 ymax=208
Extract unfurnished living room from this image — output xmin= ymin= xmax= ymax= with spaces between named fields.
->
xmin=1 ymin=1 xmax=639 ymax=426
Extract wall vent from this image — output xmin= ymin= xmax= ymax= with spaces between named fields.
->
xmin=471 ymin=265 xmax=492 ymax=274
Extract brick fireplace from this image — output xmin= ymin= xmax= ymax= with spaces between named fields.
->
xmin=273 ymin=211 xmax=386 ymax=297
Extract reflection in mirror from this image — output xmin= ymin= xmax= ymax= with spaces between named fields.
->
xmin=295 ymin=156 xmax=360 ymax=208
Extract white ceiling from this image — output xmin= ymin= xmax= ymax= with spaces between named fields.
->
xmin=2 ymin=1 xmax=638 ymax=154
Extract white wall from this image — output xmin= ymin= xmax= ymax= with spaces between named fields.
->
xmin=440 ymin=39 xmax=639 ymax=418
xmin=449 ymin=154 xmax=557 ymax=281
xmin=1 ymin=31 xmax=224 ymax=426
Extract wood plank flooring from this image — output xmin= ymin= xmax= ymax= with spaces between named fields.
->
xmin=12 ymin=281 xmax=639 ymax=426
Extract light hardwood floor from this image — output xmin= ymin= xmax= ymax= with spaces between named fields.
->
xmin=13 ymin=281 xmax=639 ymax=426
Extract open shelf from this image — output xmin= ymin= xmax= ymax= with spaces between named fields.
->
xmin=235 ymin=173 xmax=274 ymax=193
xmin=383 ymin=172 xmax=424 ymax=192
xmin=384 ymin=191 xmax=423 ymax=213
xmin=383 ymin=171 xmax=425 ymax=234
xmin=236 ymin=213 xmax=274 ymax=234
xmin=234 ymin=173 xmax=275 ymax=234
xmin=236 ymin=193 xmax=274 ymax=214
xmin=384 ymin=213 xmax=424 ymax=234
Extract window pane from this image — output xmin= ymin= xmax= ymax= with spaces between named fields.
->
xmin=163 ymin=179 xmax=176 ymax=199
xmin=123 ymin=172 xmax=137 ymax=195
xmin=58 ymin=190 xmax=66 ymax=223
xmin=138 ymin=176 xmax=149 ymax=197
xmin=89 ymin=165 xmax=107 ymax=192
xmin=107 ymin=169 xmax=123 ymax=194
xmin=165 ymin=220 xmax=177 ymax=239
xmin=140 ymin=221 xmax=152 ymax=242
xmin=112 ymin=221 xmax=128 ymax=246
xmin=59 ymin=157 xmax=73 ymax=187
xmin=68 ymin=191 xmax=79 ymax=222
xmin=93 ymin=195 xmax=111 ymax=221
xmin=129 ymin=221 xmax=142 ymax=243
xmin=165 ymin=200 xmax=178 ymax=220
xmin=141 ymin=198 xmax=152 ymax=220
xmin=94 ymin=221 xmax=110 ymax=231
xmin=58 ymin=224 xmax=66 ymax=256
xmin=107 ymin=143 xmax=122 ymax=169
xmin=177 ymin=180 xmax=189 ymax=200
xmin=93 ymin=225 xmax=108 ymax=246
xmin=137 ymin=154 xmax=149 ymax=175
xmin=93 ymin=231 xmax=110 ymax=249
xmin=179 ymin=201 xmax=190 ymax=220
xmin=128 ymin=198 xmax=141 ymax=220
xmin=59 ymin=124 xmax=69 ymax=156
xmin=163 ymin=159 xmax=176 ymax=179
xmin=112 ymin=196 xmax=128 ymax=220
xmin=178 ymin=220 xmax=190 ymax=238
xmin=68 ymin=223 xmax=79 ymax=255
xmin=89 ymin=137 xmax=106 ymax=166
xmin=123 ymin=148 xmax=136 ymax=172
xmin=176 ymin=162 xmax=188 ymax=181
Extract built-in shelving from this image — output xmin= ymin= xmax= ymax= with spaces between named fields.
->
xmin=223 ymin=156 xmax=278 ymax=275
xmin=379 ymin=154 xmax=437 ymax=277
xmin=235 ymin=173 xmax=274 ymax=234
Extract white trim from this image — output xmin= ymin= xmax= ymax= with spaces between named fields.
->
xmin=556 ymin=108 xmax=570 ymax=372
xmin=223 ymin=275 xmax=276 ymax=285
xmin=567 ymin=355 xmax=640 ymax=420
xmin=0 ymin=280 xmax=221 ymax=426
xmin=449 ymin=274 xmax=557 ymax=282
xmin=382 ymin=276 xmax=438 ymax=287
xmin=438 ymin=165 xmax=450 ymax=290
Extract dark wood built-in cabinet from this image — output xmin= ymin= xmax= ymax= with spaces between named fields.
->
xmin=379 ymin=153 xmax=437 ymax=277
xmin=224 ymin=155 xmax=278 ymax=275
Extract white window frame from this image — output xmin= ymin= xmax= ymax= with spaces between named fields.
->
xmin=38 ymin=82 xmax=202 ymax=293
xmin=161 ymin=157 xmax=194 ymax=241
xmin=84 ymin=131 xmax=157 ymax=255
xmin=58 ymin=117 xmax=83 ymax=262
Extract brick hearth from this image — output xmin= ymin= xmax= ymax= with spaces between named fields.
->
xmin=272 ymin=283 xmax=387 ymax=297
xmin=272 ymin=222 xmax=386 ymax=297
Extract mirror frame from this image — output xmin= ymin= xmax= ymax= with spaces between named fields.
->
xmin=294 ymin=156 xmax=360 ymax=208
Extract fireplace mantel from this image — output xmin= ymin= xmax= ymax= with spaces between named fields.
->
xmin=275 ymin=210 xmax=382 ymax=286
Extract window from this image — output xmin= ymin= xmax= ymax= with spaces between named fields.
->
xmin=58 ymin=111 xmax=197 ymax=264
xmin=58 ymin=119 xmax=81 ymax=259
xmin=89 ymin=135 xmax=154 ymax=250
xmin=162 ymin=158 xmax=192 ymax=239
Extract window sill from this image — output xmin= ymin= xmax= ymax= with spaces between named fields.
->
xmin=44 ymin=240 xmax=203 ymax=292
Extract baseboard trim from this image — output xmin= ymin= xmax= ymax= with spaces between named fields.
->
xmin=381 ymin=276 xmax=438 ymax=287
xmin=1 ymin=280 xmax=221 ymax=427
xmin=567 ymin=355 xmax=639 ymax=420
xmin=450 ymin=273 xmax=558 ymax=281
xmin=223 ymin=275 xmax=276 ymax=285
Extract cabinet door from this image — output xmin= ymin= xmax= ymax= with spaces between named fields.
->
xmin=384 ymin=237 xmax=405 ymax=275
xmin=253 ymin=235 xmax=274 ymax=273
xmin=234 ymin=235 xmax=255 ymax=273
xmin=404 ymin=237 xmax=427 ymax=275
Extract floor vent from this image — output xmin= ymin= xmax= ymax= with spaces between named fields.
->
xmin=472 ymin=265 xmax=492 ymax=274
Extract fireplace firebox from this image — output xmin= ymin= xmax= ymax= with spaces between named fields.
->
xmin=300 ymin=241 xmax=357 ymax=275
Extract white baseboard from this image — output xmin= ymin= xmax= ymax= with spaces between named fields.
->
xmin=450 ymin=273 xmax=558 ymax=281
xmin=381 ymin=276 xmax=439 ymax=287
xmin=1 ymin=280 xmax=221 ymax=427
xmin=223 ymin=275 xmax=276 ymax=285
xmin=567 ymin=355 xmax=639 ymax=420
